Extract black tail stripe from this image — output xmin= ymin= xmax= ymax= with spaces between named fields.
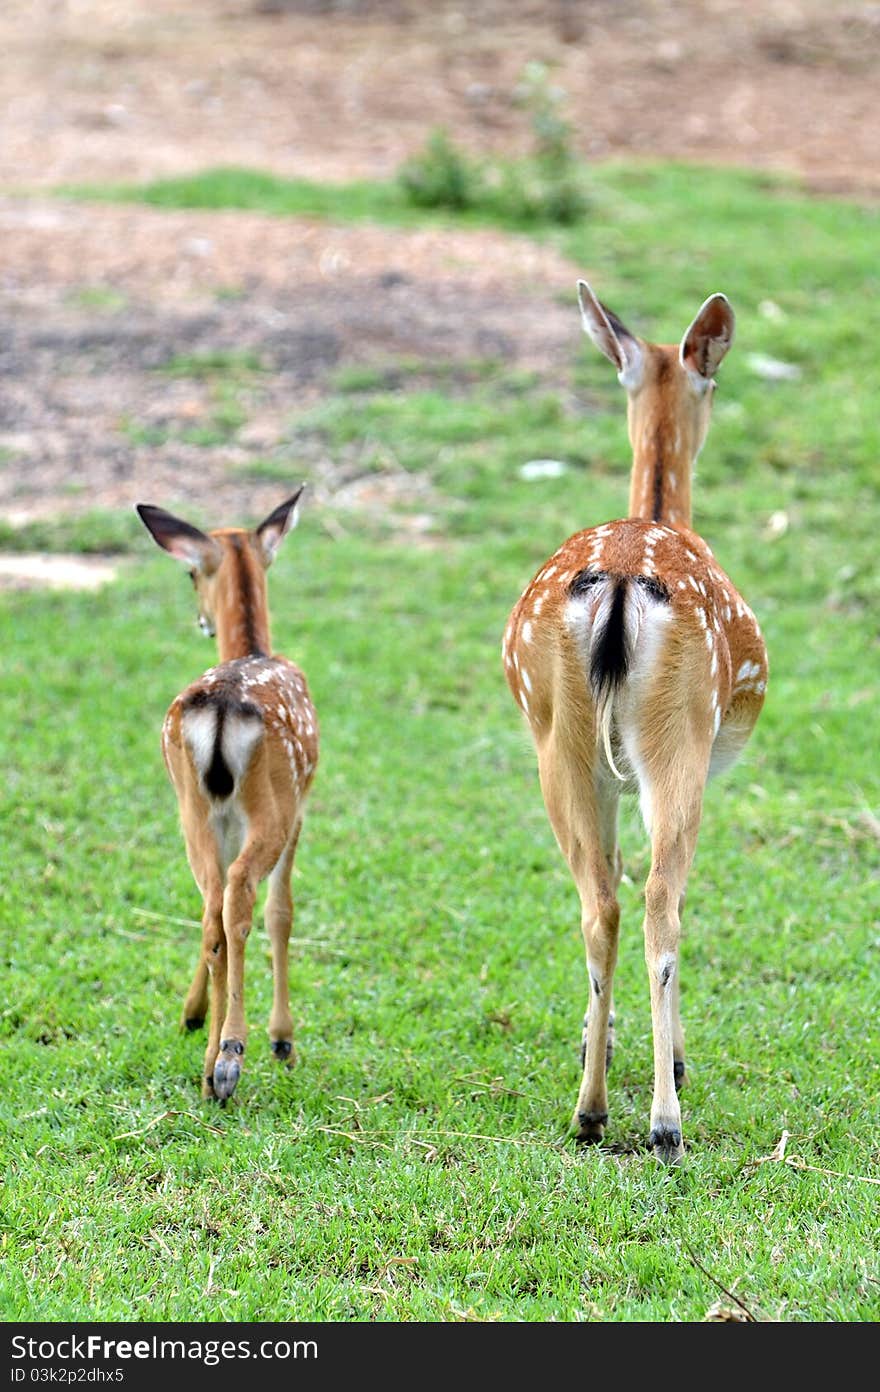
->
xmin=590 ymin=579 xmax=629 ymax=697
xmin=204 ymin=706 xmax=234 ymax=799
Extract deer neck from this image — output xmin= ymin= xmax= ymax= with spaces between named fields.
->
xmin=627 ymin=401 xmax=695 ymax=530
xmin=215 ymin=535 xmax=272 ymax=662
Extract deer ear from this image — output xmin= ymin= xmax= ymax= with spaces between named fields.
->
xmin=136 ymin=504 xmax=222 ymax=573
xmin=680 ymin=294 xmax=735 ymax=380
xmin=577 ymin=280 xmax=643 ymax=387
xmin=256 ymin=485 xmax=305 ymax=566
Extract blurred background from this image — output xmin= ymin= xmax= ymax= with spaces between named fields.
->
xmin=1 ymin=0 xmax=878 ymax=565
xmin=4 ymin=1 xmax=879 ymax=190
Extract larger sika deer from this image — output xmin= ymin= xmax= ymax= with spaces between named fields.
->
xmin=137 ymin=488 xmax=318 ymax=1103
xmin=502 ymin=284 xmax=767 ymax=1162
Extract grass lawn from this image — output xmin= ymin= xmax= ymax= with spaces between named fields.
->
xmin=1 ymin=162 xmax=878 ymax=1322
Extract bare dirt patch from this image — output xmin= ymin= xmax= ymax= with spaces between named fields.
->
xmin=0 ymin=553 xmax=119 ymax=591
xmin=4 ymin=1 xmax=880 ymax=195
xmin=0 ymin=197 xmax=579 ymax=527
xmin=1 ymin=1 xmax=878 ymax=547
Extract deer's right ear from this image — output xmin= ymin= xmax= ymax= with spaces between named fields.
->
xmin=136 ymin=504 xmax=222 ymax=573
xmin=577 ymin=280 xmax=643 ymax=388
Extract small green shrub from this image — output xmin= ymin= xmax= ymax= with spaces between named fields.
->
xmin=398 ymin=128 xmax=483 ymax=212
xmin=398 ymin=66 xmax=588 ymax=226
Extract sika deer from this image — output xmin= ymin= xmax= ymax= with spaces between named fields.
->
xmin=137 ymin=488 xmax=318 ymax=1103
xmin=502 ymin=285 xmax=767 ymax=1162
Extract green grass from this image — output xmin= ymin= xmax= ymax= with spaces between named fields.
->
xmin=63 ymin=286 xmax=128 ymax=314
xmin=1 ymin=161 xmax=879 ymax=1322
xmin=158 ymin=349 xmax=268 ymax=380
xmin=59 ymin=161 xmax=588 ymax=234
xmin=60 ymin=166 xmax=416 ymax=224
xmin=0 ymin=510 xmax=144 ymax=555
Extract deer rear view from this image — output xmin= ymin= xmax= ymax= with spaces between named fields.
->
xmin=137 ymin=488 xmax=318 ymax=1103
xmin=503 ymin=284 xmax=767 ymax=1162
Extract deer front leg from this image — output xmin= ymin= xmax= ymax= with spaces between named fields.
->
xmin=182 ymin=884 xmax=222 ymax=1033
xmin=182 ymin=958 xmax=209 ymax=1033
xmin=672 ymin=891 xmax=687 ymax=1094
xmin=264 ymin=824 xmax=301 ymax=1063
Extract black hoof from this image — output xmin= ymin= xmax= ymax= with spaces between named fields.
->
xmin=673 ymin=1059 xmax=686 ymax=1093
xmin=185 ymin=1016 xmax=205 ymax=1032
xmin=648 ymin=1124 xmax=684 ymax=1165
xmin=574 ymin=1109 xmax=608 ymax=1144
xmin=213 ymin=1039 xmax=244 ymax=1101
xmin=271 ymin=1040 xmax=292 ymax=1059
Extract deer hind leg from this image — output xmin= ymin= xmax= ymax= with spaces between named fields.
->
xmin=538 ymin=742 xmax=620 ymax=1145
xmin=175 ymin=790 xmax=226 ymax=1095
xmin=264 ymin=820 xmax=302 ymax=1063
xmin=580 ymin=774 xmax=622 ymax=1083
xmin=638 ymin=754 xmax=708 ymax=1164
xmin=188 ymin=888 xmax=227 ymax=1100
xmin=213 ymin=820 xmax=290 ymax=1102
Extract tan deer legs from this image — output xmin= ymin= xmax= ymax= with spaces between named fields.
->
xmin=182 ymin=955 xmax=209 ymax=1034
xmin=204 ymin=912 xmax=229 ymax=1099
xmin=264 ymin=820 xmax=303 ymax=1061
xmin=178 ymin=861 xmax=227 ymax=1100
xmin=173 ymin=772 xmax=224 ymax=1069
xmin=573 ymin=780 xmax=622 ymax=1145
xmin=213 ymin=826 xmax=288 ymax=1099
xmin=538 ymin=739 xmax=622 ymax=1144
xmin=640 ymin=755 xmax=708 ymax=1163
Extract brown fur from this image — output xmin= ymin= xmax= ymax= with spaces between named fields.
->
xmin=503 ymin=289 xmax=767 ymax=1162
xmin=137 ymin=491 xmax=317 ymax=1103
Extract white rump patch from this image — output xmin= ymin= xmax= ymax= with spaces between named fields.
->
xmin=565 ymin=576 xmax=674 ymax=799
xmin=181 ymin=703 xmax=264 ymax=794
xmin=181 ymin=707 xmax=218 ymax=775
xmin=220 ymin=712 xmax=264 ymax=785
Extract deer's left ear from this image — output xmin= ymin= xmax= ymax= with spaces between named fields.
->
xmin=136 ymin=504 xmax=222 ymax=573
xmin=256 ymin=485 xmax=306 ymax=565
xmin=680 ymin=294 xmax=735 ymax=381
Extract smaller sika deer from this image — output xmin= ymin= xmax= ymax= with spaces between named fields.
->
xmin=137 ymin=488 xmax=318 ymax=1103
xmin=503 ymin=284 xmax=768 ymax=1162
